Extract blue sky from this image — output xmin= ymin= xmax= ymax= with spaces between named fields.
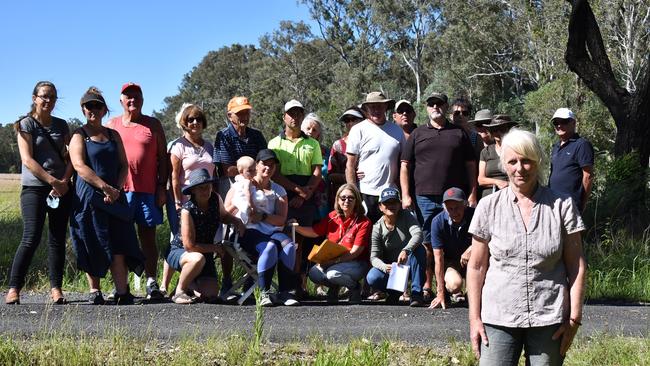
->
xmin=0 ymin=1 xmax=314 ymax=125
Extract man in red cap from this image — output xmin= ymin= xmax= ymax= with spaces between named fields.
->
xmin=106 ymin=82 xmax=168 ymax=300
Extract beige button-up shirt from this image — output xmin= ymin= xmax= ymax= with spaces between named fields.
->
xmin=468 ymin=186 xmax=585 ymax=328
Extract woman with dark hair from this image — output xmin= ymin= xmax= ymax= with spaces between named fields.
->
xmin=294 ymin=183 xmax=372 ymax=304
xmin=167 ymin=168 xmax=245 ymax=304
xmin=224 ymin=149 xmax=300 ymax=307
xmin=69 ymin=87 xmax=145 ymax=305
xmin=477 ymin=115 xmax=518 ymax=199
xmin=6 ymin=81 xmax=73 ymax=305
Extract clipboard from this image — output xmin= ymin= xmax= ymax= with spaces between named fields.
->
xmin=307 ymin=239 xmax=349 ymax=264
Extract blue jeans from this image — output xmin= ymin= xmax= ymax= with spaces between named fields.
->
xmin=365 ymin=245 xmax=426 ymax=297
xmin=415 ymin=195 xmax=443 ymax=244
xmin=309 ymin=260 xmax=367 ymax=289
xmin=480 ymin=323 xmax=563 ymax=366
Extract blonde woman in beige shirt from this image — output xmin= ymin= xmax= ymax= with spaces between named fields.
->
xmin=466 ymin=129 xmax=586 ymax=365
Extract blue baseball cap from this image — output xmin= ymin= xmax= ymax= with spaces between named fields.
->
xmin=379 ymin=187 xmax=401 ymax=203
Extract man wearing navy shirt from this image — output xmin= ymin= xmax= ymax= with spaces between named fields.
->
xmin=213 ymin=96 xmax=267 ymax=197
xmin=548 ymin=108 xmax=594 ymax=212
xmin=428 ymin=187 xmax=474 ymax=310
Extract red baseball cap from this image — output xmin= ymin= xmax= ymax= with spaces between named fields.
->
xmin=121 ymin=82 xmax=142 ymax=94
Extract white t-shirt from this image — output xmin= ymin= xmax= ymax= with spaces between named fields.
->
xmin=346 ymin=119 xmax=404 ymax=196
xmin=231 ymin=175 xmax=256 ymax=224
xmin=247 ymin=181 xmax=287 ymax=235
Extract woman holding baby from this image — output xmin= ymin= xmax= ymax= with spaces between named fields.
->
xmin=224 ymin=149 xmax=300 ymax=307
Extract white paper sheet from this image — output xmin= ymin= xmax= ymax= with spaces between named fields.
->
xmin=387 ymin=263 xmax=410 ymax=292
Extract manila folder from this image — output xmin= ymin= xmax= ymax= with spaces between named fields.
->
xmin=308 ymin=239 xmax=349 ymax=264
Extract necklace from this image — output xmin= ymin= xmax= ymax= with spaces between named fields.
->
xmin=184 ymin=135 xmax=204 ymax=157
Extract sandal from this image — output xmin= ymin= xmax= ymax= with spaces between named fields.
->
xmin=172 ymin=292 xmax=196 ymax=304
xmin=367 ymin=291 xmax=386 ymax=301
xmin=50 ymin=288 xmax=67 ymax=305
xmin=5 ymin=288 xmax=20 ymax=305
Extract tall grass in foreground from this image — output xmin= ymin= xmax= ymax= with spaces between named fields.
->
xmin=1 ymin=178 xmax=649 ymax=302
xmin=0 ymin=332 xmax=647 ymax=365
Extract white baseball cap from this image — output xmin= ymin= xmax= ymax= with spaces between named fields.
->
xmin=551 ymin=108 xmax=576 ymax=121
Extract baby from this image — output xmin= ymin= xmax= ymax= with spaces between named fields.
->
xmin=231 ymin=156 xmax=257 ymax=224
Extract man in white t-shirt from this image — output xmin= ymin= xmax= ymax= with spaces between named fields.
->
xmin=346 ymin=92 xmax=405 ymax=223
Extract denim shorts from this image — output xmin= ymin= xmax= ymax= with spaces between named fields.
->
xmin=166 ymin=246 xmax=217 ymax=279
xmin=125 ymin=192 xmax=163 ymax=227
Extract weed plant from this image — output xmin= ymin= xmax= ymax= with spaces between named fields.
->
xmin=0 ymin=332 xmax=647 ymax=365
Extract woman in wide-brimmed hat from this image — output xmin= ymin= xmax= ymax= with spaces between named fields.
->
xmin=477 ymin=115 xmax=518 ymax=198
xmin=468 ymin=109 xmax=494 ymax=151
xmin=167 ymin=168 xmax=245 ymax=304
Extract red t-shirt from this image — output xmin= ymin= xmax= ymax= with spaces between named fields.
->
xmin=107 ymin=115 xmax=162 ymax=194
xmin=312 ymin=211 xmax=372 ymax=259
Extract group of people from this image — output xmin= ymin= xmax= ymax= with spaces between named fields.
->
xmin=6 ymin=80 xmax=593 ymax=364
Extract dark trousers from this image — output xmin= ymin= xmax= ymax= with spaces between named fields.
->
xmin=361 ymin=193 xmax=381 ymax=224
xmin=9 ymin=186 xmax=71 ymax=289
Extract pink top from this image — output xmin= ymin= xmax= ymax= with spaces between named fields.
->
xmin=170 ymin=137 xmax=215 ymax=187
xmin=107 ymin=115 xmax=162 ymax=193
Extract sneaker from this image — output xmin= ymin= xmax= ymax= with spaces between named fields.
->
xmin=89 ymin=291 xmax=105 ymax=305
xmin=348 ymin=287 xmax=362 ymax=305
xmin=316 ymin=286 xmax=328 ymax=297
xmin=146 ymin=282 xmax=164 ymax=300
xmin=422 ymin=288 xmax=433 ymax=302
xmin=385 ymin=293 xmax=400 ymax=305
xmin=279 ymin=291 xmax=300 ymax=306
xmin=450 ymin=292 xmax=467 ymax=305
xmin=409 ymin=295 xmax=425 ymax=307
xmin=115 ymin=292 xmax=135 ymax=305
xmin=106 ymin=290 xmax=116 ymax=301
xmin=326 ymin=286 xmax=340 ymax=304
xmin=259 ymin=292 xmax=274 ymax=307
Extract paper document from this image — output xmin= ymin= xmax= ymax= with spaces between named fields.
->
xmin=387 ymin=263 xmax=410 ymax=292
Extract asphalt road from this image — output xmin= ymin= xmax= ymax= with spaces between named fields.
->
xmin=1 ymin=292 xmax=648 ymax=345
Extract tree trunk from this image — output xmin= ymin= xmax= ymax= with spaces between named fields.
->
xmin=565 ymin=0 xmax=650 ymax=168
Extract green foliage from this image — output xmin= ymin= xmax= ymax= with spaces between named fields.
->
xmin=586 ymin=151 xmax=649 ymax=231
xmin=0 ymin=332 xmax=647 ymax=365
xmin=586 ymin=228 xmax=650 ymax=302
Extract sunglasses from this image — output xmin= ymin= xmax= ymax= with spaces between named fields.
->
xmin=453 ymin=110 xmax=470 ymax=117
xmin=338 ymin=195 xmax=355 ymax=202
xmin=552 ymin=118 xmax=572 ymax=127
xmin=84 ymin=102 xmax=104 ymax=110
xmin=341 ymin=117 xmax=361 ymax=124
xmin=427 ymin=101 xmax=445 ymax=108
xmin=187 ymin=116 xmax=205 ymax=124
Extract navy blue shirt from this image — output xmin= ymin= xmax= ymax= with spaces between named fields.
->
xmin=430 ymin=207 xmax=474 ymax=261
xmin=549 ymin=134 xmax=593 ymax=206
xmin=213 ymin=123 xmax=267 ymax=176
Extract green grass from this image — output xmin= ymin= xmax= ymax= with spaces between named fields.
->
xmin=0 ymin=331 xmax=647 ymax=365
xmin=1 ymin=179 xmax=649 ymax=302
